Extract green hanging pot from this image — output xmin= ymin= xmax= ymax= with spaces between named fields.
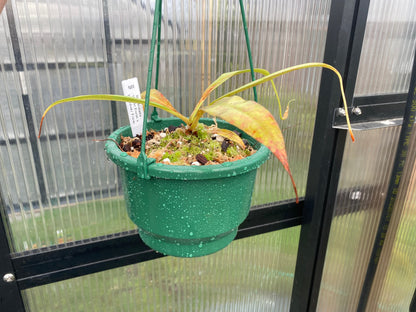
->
xmin=105 ymin=118 xmax=270 ymax=257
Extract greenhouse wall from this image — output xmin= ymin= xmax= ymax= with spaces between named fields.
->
xmin=0 ymin=0 xmax=415 ymax=311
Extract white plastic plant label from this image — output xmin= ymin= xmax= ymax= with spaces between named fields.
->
xmin=121 ymin=77 xmax=144 ymax=137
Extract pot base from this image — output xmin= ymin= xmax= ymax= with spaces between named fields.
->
xmin=138 ymin=227 xmax=238 ymax=258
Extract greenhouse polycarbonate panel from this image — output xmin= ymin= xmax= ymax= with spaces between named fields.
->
xmin=354 ymin=0 xmax=416 ymax=96
xmin=23 ymin=228 xmax=300 ymax=312
xmin=29 ymin=67 xmax=113 ymax=135
xmin=108 ymin=0 xmax=332 ymax=205
xmin=12 ymin=0 xmax=105 ymax=64
xmin=1 ymin=6 xmax=14 ymax=65
xmin=317 ymin=126 xmax=401 ymax=311
xmin=235 ymin=0 xmax=332 ymax=205
xmin=0 ymin=70 xmax=27 ymax=141
xmin=0 ymin=0 xmax=331 ymax=252
xmin=365 ymin=128 xmax=416 ymax=311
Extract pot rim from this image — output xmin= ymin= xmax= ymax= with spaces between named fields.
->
xmin=105 ymin=118 xmax=270 ymax=180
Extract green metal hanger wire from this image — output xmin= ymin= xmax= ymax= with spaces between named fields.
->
xmin=138 ymin=0 xmax=257 ymax=178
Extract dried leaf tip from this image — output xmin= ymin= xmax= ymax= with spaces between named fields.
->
xmin=350 ymin=130 xmax=356 ymax=142
xmin=38 ymin=116 xmax=45 ymax=139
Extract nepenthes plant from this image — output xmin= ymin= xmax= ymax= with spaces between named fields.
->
xmin=38 ymin=62 xmax=355 ymax=204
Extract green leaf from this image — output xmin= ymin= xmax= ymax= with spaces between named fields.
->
xmin=189 ymin=70 xmax=241 ymax=127
xmin=210 ymin=62 xmax=355 ymax=142
xmin=189 ymin=68 xmax=288 ymax=129
xmin=202 ymin=95 xmax=299 ymax=203
xmin=38 ymin=94 xmax=188 ymax=138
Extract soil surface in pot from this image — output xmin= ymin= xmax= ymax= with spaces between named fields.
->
xmin=116 ymin=123 xmax=257 ymax=166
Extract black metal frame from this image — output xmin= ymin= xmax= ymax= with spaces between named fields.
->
xmin=12 ymin=201 xmax=303 ymax=290
xmin=0 ymin=196 xmax=25 ymax=311
xmin=291 ymin=0 xmax=370 ymax=310
xmin=102 ymin=0 xmax=118 ymax=131
xmin=1 ymin=0 xmax=415 ymax=311
xmin=5 ymin=2 xmax=48 ymax=204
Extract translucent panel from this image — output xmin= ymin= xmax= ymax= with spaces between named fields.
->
xmin=28 ymin=67 xmax=112 ymax=135
xmin=366 ymin=127 xmax=416 ymax=311
xmin=1 ymin=6 xmax=15 ymax=64
xmin=317 ymin=126 xmax=401 ymax=311
xmin=248 ymin=0 xmax=331 ymax=204
xmin=239 ymin=0 xmax=332 ymax=204
xmin=108 ymin=0 xmax=153 ymax=40
xmin=23 ymin=227 xmax=300 ymax=312
xmin=0 ymin=143 xmax=38 ymax=205
xmin=354 ymin=0 xmax=416 ymax=96
xmin=108 ymin=0 xmax=331 ymax=204
xmin=8 ymin=197 xmax=135 ymax=252
xmin=0 ymin=63 xmax=131 ymax=251
xmin=12 ymin=0 xmax=105 ymax=63
xmin=0 ymin=71 xmax=27 ymax=140
xmin=39 ymin=137 xmax=118 ymax=200
xmin=1 ymin=0 xmax=330 ymax=252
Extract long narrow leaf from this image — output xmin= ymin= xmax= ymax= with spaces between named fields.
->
xmin=140 ymin=89 xmax=177 ymax=113
xmin=189 ymin=68 xmax=289 ymax=128
xmin=189 ymin=70 xmax=242 ymax=126
xmin=202 ymin=95 xmax=299 ymax=203
xmin=209 ymin=62 xmax=355 ymax=142
xmin=38 ymin=94 xmax=188 ymax=138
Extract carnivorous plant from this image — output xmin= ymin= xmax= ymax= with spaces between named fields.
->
xmin=38 ymin=62 xmax=355 ymax=204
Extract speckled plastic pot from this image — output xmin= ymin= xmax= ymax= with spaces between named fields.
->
xmin=105 ymin=118 xmax=270 ymax=257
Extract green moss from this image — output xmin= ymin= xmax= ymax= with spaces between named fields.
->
xmin=169 ymin=130 xmax=182 ymax=139
xmin=127 ymin=124 xmax=256 ymax=165
xmin=170 ymin=151 xmax=182 ymax=162
xmin=203 ymin=140 xmax=222 ymax=160
xmin=244 ymin=149 xmax=253 ymax=156
xmin=187 ymin=145 xmax=202 ymax=156
xmin=189 ymin=134 xmax=201 ymax=145
xmin=226 ymin=146 xmax=239 ymax=157
xmin=159 ymin=137 xmax=170 ymax=147
xmin=196 ymin=123 xmax=209 ymax=140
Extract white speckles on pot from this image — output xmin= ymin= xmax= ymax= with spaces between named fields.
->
xmin=111 ymin=121 xmax=265 ymax=257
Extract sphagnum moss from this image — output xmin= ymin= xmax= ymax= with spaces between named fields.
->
xmin=119 ymin=123 xmax=256 ymax=166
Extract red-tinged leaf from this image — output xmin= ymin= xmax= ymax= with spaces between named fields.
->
xmin=189 ymin=68 xmax=283 ymax=128
xmin=202 ymin=95 xmax=298 ymax=203
xmin=282 ymin=99 xmax=295 ymax=120
xmin=211 ymin=62 xmax=355 ymax=142
xmin=282 ymin=106 xmax=289 ymax=120
xmin=141 ymin=89 xmax=176 ymax=112
xmin=141 ymin=89 xmax=190 ymax=124
xmin=189 ymin=71 xmax=239 ymax=127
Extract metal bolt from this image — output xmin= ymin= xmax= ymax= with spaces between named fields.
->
xmin=336 ymin=108 xmax=346 ymax=117
xmin=3 ymin=273 xmax=16 ymax=283
xmin=352 ymin=107 xmax=362 ymax=116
